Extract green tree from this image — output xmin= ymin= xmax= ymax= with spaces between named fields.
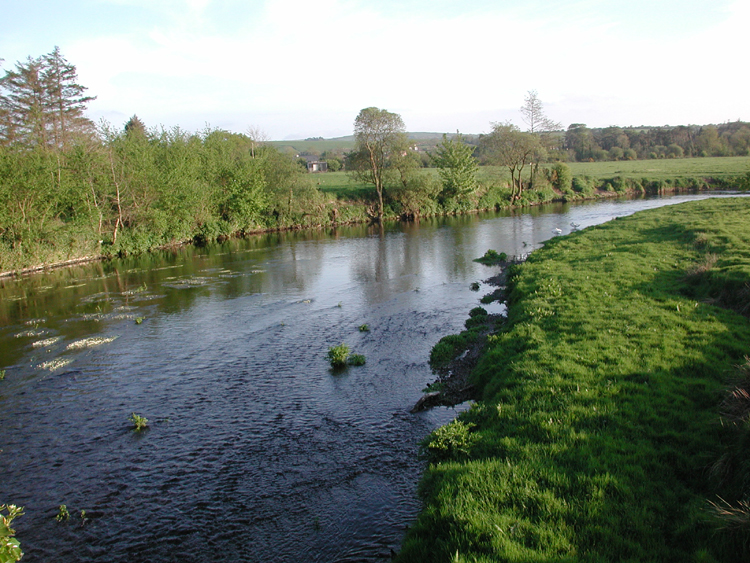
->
xmin=0 ymin=56 xmax=47 ymax=147
xmin=41 ymin=46 xmax=96 ymax=148
xmin=0 ymin=48 xmax=95 ymax=149
xmin=565 ymin=123 xmax=598 ymax=161
xmin=348 ymin=107 xmax=407 ymax=222
xmin=481 ymin=122 xmax=541 ymax=202
xmin=430 ymin=133 xmax=478 ymax=201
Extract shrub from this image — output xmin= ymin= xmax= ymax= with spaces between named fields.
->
xmin=327 ymin=343 xmax=350 ymax=368
xmin=551 ymin=163 xmax=573 ymax=192
xmin=474 ymin=249 xmax=507 ymax=265
xmin=469 ymin=307 xmax=488 ymax=318
xmin=572 ymin=175 xmax=595 ymax=196
xmin=421 ymin=420 xmax=478 ymax=463
xmin=470 ymin=282 xmax=480 ymax=291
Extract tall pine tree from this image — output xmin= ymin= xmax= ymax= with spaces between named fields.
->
xmin=0 ymin=47 xmax=95 ymax=148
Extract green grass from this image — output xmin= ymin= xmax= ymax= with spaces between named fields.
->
xmin=566 ymin=155 xmax=750 ymax=180
xmin=398 ymin=198 xmax=750 ymax=562
xmin=269 ymin=138 xmax=356 ymax=154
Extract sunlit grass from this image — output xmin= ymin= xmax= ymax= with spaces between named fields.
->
xmin=398 ymin=197 xmax=750 ymax=562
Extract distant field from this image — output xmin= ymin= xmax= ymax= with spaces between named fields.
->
xmin=269 ymin=139 xmax=355 ymax=155
xmin=313 ymin=157 xmax=749 ymax=199
xmin=567 ymin=156 xmax=750 ymax=179
xmin=270 ymin=132 xmax=456 ymax=155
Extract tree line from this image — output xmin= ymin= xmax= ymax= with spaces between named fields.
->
xmin=0 ymin=48 xmax=332 ymax=272
xmin=562 ymin=121 xmax=750 ymax=162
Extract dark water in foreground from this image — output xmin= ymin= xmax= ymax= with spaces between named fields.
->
xmin=0 ymin=194 xmax=738 ymax=562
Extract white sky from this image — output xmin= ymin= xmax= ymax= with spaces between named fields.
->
xmin=1 ymin=0 xmax=747 ymax=140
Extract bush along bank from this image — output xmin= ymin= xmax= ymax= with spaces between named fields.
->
xmin=4 ymin=169 xmax=744 ymax=278
xmin=396 ymin=197 xmax=750 ymax=562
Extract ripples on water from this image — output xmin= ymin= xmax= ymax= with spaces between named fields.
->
xmin=0 ymin=194 xmax=738 ymax=562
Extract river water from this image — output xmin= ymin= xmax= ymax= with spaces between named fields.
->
xmin=0 ymin=193 xmax=736 ymax=562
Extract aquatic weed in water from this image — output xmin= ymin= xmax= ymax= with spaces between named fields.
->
xmin=55 ymin=505 xmax=69 ymax=522
xmin=348 ymin=354 xmax=366 ymax=366
xmin=327 ymin=344 xmax=350 ymax=368
xmin=129 ymin=413 xmax=149 ymax=431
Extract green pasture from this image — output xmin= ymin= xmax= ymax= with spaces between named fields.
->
xmin=310 ymin=156 xmax=750 ymax=201
xmin=269 ymin=138 xmax=355 ymax=155
xmin=398 ymin=198 xmax=750 ymax=562
xmin=567 ymin=155 xmax=750 ymax=180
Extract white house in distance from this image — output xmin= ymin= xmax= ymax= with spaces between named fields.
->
xmin=306 ymin=160 xmax=328 ymax=173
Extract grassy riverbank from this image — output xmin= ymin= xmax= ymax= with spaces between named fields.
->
xmin=398 ymin=198 xmax=750 ymax=562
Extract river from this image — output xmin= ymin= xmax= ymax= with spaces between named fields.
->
xmin=0 ymin=193 xmax=737 ymax=562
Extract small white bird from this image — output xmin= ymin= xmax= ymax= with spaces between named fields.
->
xmin=553 ymin=228 xmax=562 ymax=235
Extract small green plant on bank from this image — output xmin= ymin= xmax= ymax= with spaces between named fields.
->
xmin=55 ymin=504 xmax=69 ymax=522
xmin=0 ymin=504 xmax=24 ymax=562
xmin=348 ymin=354 xmax=366 ymax=366
xmin=474 ymin=249 xmax=507 ymax=265
xmin=327 ymin=344 xmax=350 ymax=368
xmin=358 ymin=324 xmax=370 ymax=332
xmin=129 ymin=413 xmax=148 ymax=431
xmin=0 ymin=370 xmax=5 ymax=381
xmin=421 ymin=420 xmax=478 ymax=464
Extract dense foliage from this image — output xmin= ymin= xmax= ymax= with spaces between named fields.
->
xmin=398 ymin=198 xmax=750 ymax=562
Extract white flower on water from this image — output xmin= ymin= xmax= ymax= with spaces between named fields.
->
xmin=65 ymin=336 xmax=118 ymax=351
xmin=32 ymin=337 xmax=62 ymax=348
xmin=39 ymin=358 xmax=73 ymax=371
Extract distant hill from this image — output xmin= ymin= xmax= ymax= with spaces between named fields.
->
xmin=269 ymin=132 xmax=468 ymax=156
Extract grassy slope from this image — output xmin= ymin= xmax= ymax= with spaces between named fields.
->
xmin=398 ymin=198 xmax=750 ymax=562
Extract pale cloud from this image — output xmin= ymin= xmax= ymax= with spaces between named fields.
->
xmin=53 ymin=0 xmax=748 ymax=138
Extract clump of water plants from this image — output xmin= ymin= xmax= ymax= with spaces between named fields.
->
xmin=327 ymin=344 xmax=350 ymax=368
xmin=135 ymin=317 xmax=144 ymax=325
xmin=0 ymin=504 xmax=24 ymax=562
xmin=358 ymin=324 xmax=370 ymax=332
xmin=470 ymin=282 xmax=480 ymax=291
xmin=55 ymin=504 xmax=69 ymax=522
xmin=327 ymin=344 xmax=367 ymax=368
xmin=474 ymin=249 xmax=508 ymax=265
xmin=129 ymin=412 xmax=149 ymax=431
xmin=348 ymin=354 xmax=366 ymax=366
